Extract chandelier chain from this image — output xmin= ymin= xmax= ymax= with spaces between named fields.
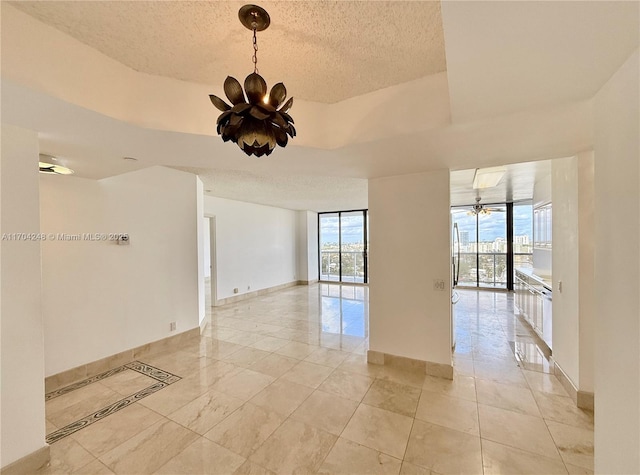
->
xmin=252 ymin=27 xmax=259 ymax=74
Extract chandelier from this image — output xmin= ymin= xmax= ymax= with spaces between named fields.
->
xmin=209 ymin=4 xmax=295 ymax=158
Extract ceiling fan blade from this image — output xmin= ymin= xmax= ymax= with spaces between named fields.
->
xmin=39 ymin=165 xmax=59 ymax=174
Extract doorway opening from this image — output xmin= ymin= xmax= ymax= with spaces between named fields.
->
xmin=204 ymin=216 xmax=217 ymax=307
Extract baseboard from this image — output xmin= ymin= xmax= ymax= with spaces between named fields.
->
xmin=553 ymin=361 xmax=579 ymax=402
xmin=1 ymin=445 xmax=50 ymax=475
xmin=200 ymin=316 xmax=208 ymax=334
xmin=577 ymin=390 xmax=595 ymax=411
xmin=215 ymin=281 xmax=299 ymax=306
xmin=367 ymin=350 xmax=453 ymax=380
xmin=44 ymin=327 xmax=200 ymax=393
xmin=297 ymin=279 xmax=319 ymax=285
xmin=552 ymin=362 xmax=595 ymax=411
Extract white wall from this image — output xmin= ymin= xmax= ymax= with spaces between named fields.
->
xmin=40 ymin=166 xmax=201 ymax=376
xmin=204 ymin=196 xmax=297 ymax=300
xmin=369 ymin=170 xmax=451 ymax=365
xmin=306 ymin=212 xmax=319 ymax=281
xmin=551 ymin=156 xmax=579 ymax=385
xmin=196 ymin=179 xmax=205 ymax=326
xmin=577 ymin=153 xmax=595 ymax=393
xmin=296 ymin=210 xmax=319 ymax=282
xmin=203 ymin=217 xmax=211 ymax=278
xmin=551 ymin=153 xmax=595 ymax=393
xmin=593 ymin=49 xmax=639 ymax=474
xmin=1 ymin=125 xmax=47 ymax=467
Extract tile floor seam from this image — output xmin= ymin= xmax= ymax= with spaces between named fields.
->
xmin=400 ymin=412 xmax=416 ymax=464
xmin=226 ymin=377 xmax=308 ymax=461
xmin=478 ymin=431 xmax=487 ymax=475
xmin=68 ymin=408 xmax=155 ymax=460
xmin=477 ymin=406 xmax=567 ymax=463
xmin=541 ymin=411 xmax=578 ymax=474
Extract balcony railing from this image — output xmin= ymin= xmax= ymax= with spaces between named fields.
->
xmin=457 ymin=252 xmax=533 ymax=288
xmin=320 ymin=250 xmax=532 ymax=287
xmin=320 ymin=250 xmax=365 ymax=283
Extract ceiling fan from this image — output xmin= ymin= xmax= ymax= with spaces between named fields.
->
xmin=468 ymin=197 xmax=504 ymax=216
xmin=38 ymin=154 xmax=74 ymax=175
xmin=451 ymin=197 xmax=504 ymax=216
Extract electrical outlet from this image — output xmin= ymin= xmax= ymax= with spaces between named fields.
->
xmin=233 ymin=288 xmax=239 ymax=294
xmin=169 ymin=322 xmax=176 ymax=331
xmin=433 ymin=279 xmax=446 ymax=291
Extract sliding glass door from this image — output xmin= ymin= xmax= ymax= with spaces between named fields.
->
xmin=319 ymin=210 xmax=368 ymax=283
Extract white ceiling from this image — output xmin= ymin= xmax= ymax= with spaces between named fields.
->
xmin=450 ymin=160 xmax=552 ymax=207
xmin=442 ymin=1 xmax=639 ymax=122
xmin=2 ymin=1 xmax=638 ymax=211
xmin=175 ymin=167 xmax=367 ymax=212
xmin=9 ymin=0 xmax=446 ymax=104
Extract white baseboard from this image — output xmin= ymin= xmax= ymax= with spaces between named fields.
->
xmin=367 ymin=350 xmax=453 ymax=380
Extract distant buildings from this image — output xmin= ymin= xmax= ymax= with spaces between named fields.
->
xmin=460 ymin=231 xmax=470 ymax=247
xmin=458 ymin=235 xmax=531 ymax=254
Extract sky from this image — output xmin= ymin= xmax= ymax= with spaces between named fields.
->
xmin=319 ymin=214 xmax=365 ymax=244
xmin=320 ymin=205 xmax=532 ymax=245
xmin=452 ymin=204 xmax=532 ymax=242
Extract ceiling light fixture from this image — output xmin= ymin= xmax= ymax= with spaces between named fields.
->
xmin=39 ymin=154 xmax=74 ymax=175
xmin=468 ymin=197 xmax=490 ymax=216
xmin=467 ymin=197 xmax=507 ymax=216
xmin=472 ymin=166 xmax=506 ymax=189
xmin=209 ymin=4 xmax=295 ymax=158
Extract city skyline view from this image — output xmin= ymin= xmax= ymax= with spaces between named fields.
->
xmin=452 ymin=204 xmax=533 ymax=243
xmin=319 ymin=205 xmax=533 ymax=247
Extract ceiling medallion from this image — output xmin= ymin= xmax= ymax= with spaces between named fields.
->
xmin=209 ymin=4 xmax=295 ymax=158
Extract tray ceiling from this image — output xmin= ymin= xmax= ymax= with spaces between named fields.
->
xmin=10 ymin=0 xmax=447 ymax=103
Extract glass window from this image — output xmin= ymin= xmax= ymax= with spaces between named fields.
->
xmin=319 ymin=210 xmax=368 ymax=283
xmin=319 ymin=213 xmax=340 ymax=282
xmin=514 ymin=201 xmax=533 ymax=270
xmin=452 ymin=203 xmax=507 ymax=289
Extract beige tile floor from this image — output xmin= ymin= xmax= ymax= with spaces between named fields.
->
xmin=40 ymin=285 xmax=594 ymax=474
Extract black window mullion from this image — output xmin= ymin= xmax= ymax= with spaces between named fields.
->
xmin=338 ymin=212 xmax=343 ymax=282
xmin=506 ymin=202 xmax=514 ymax=291
xmin=363 ymin=210 xmax=368 ymax=284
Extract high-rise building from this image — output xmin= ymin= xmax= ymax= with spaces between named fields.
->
xmin=460 ymin=231 xmax=470 ymax=247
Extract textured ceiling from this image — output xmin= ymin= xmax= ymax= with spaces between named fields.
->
xmin=10 ymin=0 xmax=447 ymax=103
xmin=174 ymin=167 xmax=367 ymax=212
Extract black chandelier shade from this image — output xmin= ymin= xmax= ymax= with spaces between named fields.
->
xmin=209 ymin=73 xmax=295 ymax=158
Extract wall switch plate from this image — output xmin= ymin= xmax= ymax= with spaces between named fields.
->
xmin=169 ymin=322 xmax=176 ymax=331
xmin=233 ymin=288 xmax=239 ymax=294
xmin=433 ymin=279 xmax=446 ymax=291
